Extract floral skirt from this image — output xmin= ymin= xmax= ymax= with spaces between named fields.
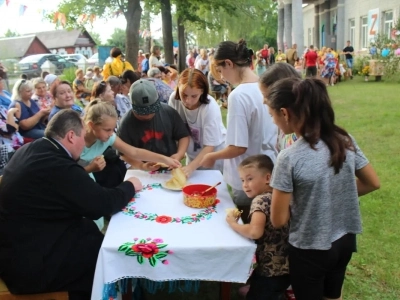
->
xmin=321 ymin=66 xmax=335 ymax=78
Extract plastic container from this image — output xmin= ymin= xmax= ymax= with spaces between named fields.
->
xmin=182 ymin=184 xmax=217 ymax=208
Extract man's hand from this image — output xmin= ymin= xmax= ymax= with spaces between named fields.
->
xmin=181 ymin=165 xmax=195 ymax=178
xmin=125 ymin=176 xmax=143 ymax=192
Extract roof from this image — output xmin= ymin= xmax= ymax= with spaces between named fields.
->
xmin=0 ymin=35 xmax=48 ymax=59
xmin=26 ymin=29 xmax=96 ymax=49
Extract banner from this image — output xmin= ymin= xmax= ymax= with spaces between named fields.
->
xmin=368 ymin=8 xmax=379 ymax=41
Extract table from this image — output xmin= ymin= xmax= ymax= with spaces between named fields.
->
xmin=91 ymin=170 xmax=256 ymax=300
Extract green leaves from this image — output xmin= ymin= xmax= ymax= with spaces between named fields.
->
xmin=149 ymin=256 xmax=157 ymax=267
xmin=137 ymin=255 xmax=144 ymax=264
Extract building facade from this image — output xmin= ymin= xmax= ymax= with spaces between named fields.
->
xmin=277 ymin=0 xmax=400 ymax=54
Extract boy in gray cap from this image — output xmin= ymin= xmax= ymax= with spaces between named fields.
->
xmin=118 ymin=79 xmax=189 ymax=171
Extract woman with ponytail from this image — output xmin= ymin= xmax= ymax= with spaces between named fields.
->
xmin=200 ymin=39 xmax=277 ymax=219
xmin=266 ymin=77 xmax=380 ymax=300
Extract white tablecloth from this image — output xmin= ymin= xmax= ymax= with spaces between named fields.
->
xmin=91 ymin=170 xmax=256 ymax=300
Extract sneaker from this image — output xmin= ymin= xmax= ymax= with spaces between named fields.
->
xmin=350 ymin=75 xmax=353 ymax=79
xmin=331 ymin=83 xmax=334 ymax=86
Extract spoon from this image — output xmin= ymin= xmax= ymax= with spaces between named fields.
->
xmin=200 ymin=182 xmax=221 ymax=196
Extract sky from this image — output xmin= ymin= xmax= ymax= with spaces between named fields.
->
xmin=0 ymin=0 xmax=162 ymax=42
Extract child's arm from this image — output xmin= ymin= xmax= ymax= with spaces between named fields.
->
xmin=226 ymin=211 xmax=266 ymax=240
xmin=113 ymin=136 xmax=181 ymax=168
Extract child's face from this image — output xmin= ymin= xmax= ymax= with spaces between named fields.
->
xmin=268 ymin=106 xmax=293 ymax=135
xmin=90 ymin=116 xmax=116 ymax=142
xmin=239 ymin=166 xmax=270 ymax=198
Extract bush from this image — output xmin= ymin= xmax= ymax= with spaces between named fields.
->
xmin=353 ymin=56 xmax=370 ymax=76
xmin=59 ymin=67 xmax=77 ymax=83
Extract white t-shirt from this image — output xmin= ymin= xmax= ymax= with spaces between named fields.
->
xmin=169 ymin=92 xmax=226 ymax=172
xmin=224 ymin=82 xmax=278 ymax=190
xmin=149 ymin=55 xmax=163 ymax=67
xmin=195 ymin=58 xmax=209 ymax=75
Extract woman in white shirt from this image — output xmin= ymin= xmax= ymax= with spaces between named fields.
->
xmin=194 ymin=49 xmax=209 ymax=75
xmin=169 ymin=68 xmax=226 ymax=178
xmin=200 ymin=39 xmax=277 ymax=219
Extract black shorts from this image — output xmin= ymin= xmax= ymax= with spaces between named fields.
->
xmin=288 ymin=233 xmax=356 ymax=300
xmin=246 ymin=272 xmax=290 ymax=300
xmin=306 ymin=66 xmax=317 ymax=77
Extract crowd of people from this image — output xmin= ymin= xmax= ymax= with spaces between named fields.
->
xmin=0 ymin=39 xmax=379 ymax=300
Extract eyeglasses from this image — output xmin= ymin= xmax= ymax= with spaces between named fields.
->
xmin=17 ymin=79 xmax=26 ymax=91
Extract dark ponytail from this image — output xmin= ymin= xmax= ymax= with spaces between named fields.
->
xmin=214 ymin=39 xmax=253 ymax=67
xmin=266 ymin=78 xmax=354 ymax=174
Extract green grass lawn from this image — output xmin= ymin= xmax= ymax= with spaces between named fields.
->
xmin=328 ymin=77 xmax=400 ymax=299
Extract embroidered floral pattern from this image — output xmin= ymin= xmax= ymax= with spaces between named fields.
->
xmin=122 ymin=198 xmax=220 ymax=224
xmin=118 ymin=238 xmax=171 ymax=267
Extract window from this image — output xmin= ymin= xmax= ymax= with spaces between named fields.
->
xmin=361 ymin=16 xmax=368 ymax=48
xmin=349 ymin=19 xmax=355 ymax=46
xmin=384 ymin=11 xmax=394 ymax=39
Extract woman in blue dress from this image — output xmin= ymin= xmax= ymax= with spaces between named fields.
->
xmin=9 ymin=79 xmax=50 ymax=139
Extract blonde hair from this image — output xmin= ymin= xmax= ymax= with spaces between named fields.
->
xmin=75 ymin=68 xmax=83 ymax=76
xmin=83 ymin=99 xmax=118 ymax=125
xmin=32 ymin=77 xmax=46 ymax=88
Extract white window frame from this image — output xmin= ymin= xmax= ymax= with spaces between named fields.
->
xmin=361 ymin=16 xmax=368 ymax=48
xmin=383 ymin=11 xmax=394 ymax=39
xmin=349 ymin=19 xmax=355 ymax=46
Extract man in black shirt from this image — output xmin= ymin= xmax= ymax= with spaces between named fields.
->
xmin=342 ymin=40 xmax=354 ymax=79
xmin=0 ymin=110 xmax=141 ymax=299
xmin=118 ymin=79 xmax=190 ymax=171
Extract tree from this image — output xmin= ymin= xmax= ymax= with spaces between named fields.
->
xmin=188 ymin=0 xmax=278 ymax=51
xmin=160 ymin=0 xmax=174 ymax=64
xmin=106 ymin=28 xmax=126 ymax=51
xmin=89 ymin=31 xmax=102 ymax=46
xmin=4 ymin=29 xmax=19 ymax=37
xmin=52 ymin=0 xmax=142 ymax=67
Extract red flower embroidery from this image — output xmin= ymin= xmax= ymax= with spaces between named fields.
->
xmin=155 ymin=215 xmax=172 ymax=224
xmin=132 ymin=242 xmax=159 ymax=258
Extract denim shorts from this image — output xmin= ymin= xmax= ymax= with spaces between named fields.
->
xmin=346 ymin=58 xmax=353 ymax=68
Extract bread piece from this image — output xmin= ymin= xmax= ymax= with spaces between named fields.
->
xmin=165 ymin=168 xmax=187 ymax=189
xmin=171 ymin=168 xmax=187 ymax=187
xmin=165 ymin=178 xmax=181 ymax=189
xmin=225 ymin=208 xmax=243 ymax=218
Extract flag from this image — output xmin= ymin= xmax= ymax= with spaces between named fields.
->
xmin=19 ymin=4 xmax=27 ymax=16
xmin=53 ymin=11 xmax=59 ymax=23
xmin=77 ymin=14 xmax=88 ymax=24
xmin=89 ymin=14 xmax=96 ymax=24
xmin=59 ymin=13 xmax=67 ymax=27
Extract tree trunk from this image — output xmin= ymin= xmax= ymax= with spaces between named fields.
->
xmin=160 ymin=0 xmax=174 ymax=64
xmin=125 ymin=0 xmax=142 ymax=68
xmin=144 ymin=10 xmax=151 ymax=53
xmin=177 ymin=15 xmax=186 ymax=73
